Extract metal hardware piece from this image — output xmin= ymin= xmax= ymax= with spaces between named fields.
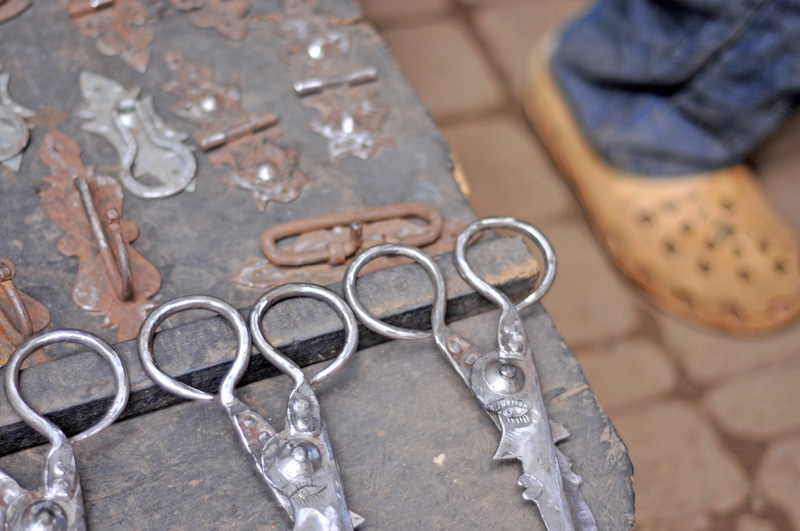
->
xmin=138 ymin=292 xmax=362 ymax=530
xmin=197 ymin=112 xmax=279 ymax=151
xmin=262 ymin=203 xmax=443 ymax=266
xmin=69 ymin=0 xmax=153 ymax=72
xmin=343 ymin=218 xmax=597 ymax=531
xmin=77 ymin=71 xmax=197 ymax=199
xmin=169 ymin=0 xmax=250 ymax=41
xmin=74 ymin=176 xmax=134 ymax=301
xmin=293 ymin=67 xmax=378 ymax=97
xmin=302 ymin=86 xmax=391 ymax=162
xmin=0 ymin=0 xmax=30 ymax=23
xmin=273 ymin=0 xmax=350 ymax=66
xmin=207 ymin=126 xmax=312 ymax=211
xmin=0 ymin=65 xmax=35 ymax=173
xmin=1 ymin=329 xmax=129 ymax=531
xmin=162 ymin=50 xmax=244 ymax=125
xmin=38 ymin=129 xmax=161 ymax=342
xmin=234 ymin=216 xmax=464 ymax=290
xmin=0 ymin=258 xmax=51 ymax=366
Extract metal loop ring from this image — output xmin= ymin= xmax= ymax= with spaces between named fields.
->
xmin=249 ymin=283 xmax=359 ymax=387
xmin=343 ymin=244 xmax=447 ymax=341
xmin=4 ymin=330 xmax=129 ymax=444
xmin=138 ymin=295 xmax=251 ymax=407
xmin=455 ymin=217 xmax=556 ymax=311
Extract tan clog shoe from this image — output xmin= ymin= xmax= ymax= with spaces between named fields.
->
xmin=523 ymin=42 xmax=800 ymax=334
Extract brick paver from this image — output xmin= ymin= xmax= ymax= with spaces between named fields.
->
xmin=472 ymin=0 xmax=588 ymax=94
xmin=440 ymin=115 xmax=575 ymax=223
xmin=576 ymin=339 xmax=677 ymax=411
xmin=365 ymin=0 xmax=800 ymax=528
xmin=613 ymin=400 xmax=749 ymax=530
xmin=538 ymin=221 xmax=642 ymax=346
xmin=657 ymin=312 xmax=800 ymax=384
xmin=755 ymin=435 xmax=800 ymax=529
xmin=359 ymin=0 xmax=453 ymax=27
xmin=704 ymin=359 xmax=800 ymax=440
xmin=382 ymin=20 xmax=506 ymax=122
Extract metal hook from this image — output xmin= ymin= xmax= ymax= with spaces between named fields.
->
xmin=5 ymin=329 xmax=130 ymax=445
xmin=74 ymin=175 xmax=134 ymax=301
xmin=249 ymin=283 xmax=359 ymax=388
xmin=343 ymin=244 xmax=447 ymax=341
xmin=455 ymin=217 xmax=556 ymax=312
xmin=137 ymin=295 xmax=251 ymax=409
xmin=0 ymin=259 xmax=34 ymax=340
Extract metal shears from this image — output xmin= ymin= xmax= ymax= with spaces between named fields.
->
xmin=1 ymin=330 xmax=130 ymax=531
xmin=343 ymin=217 xmax=596 ymax=531
xmin=138 ymin=287 xmax=362 ymax=531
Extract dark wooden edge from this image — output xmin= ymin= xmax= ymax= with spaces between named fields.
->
xmin=0 ymin=237 xmax=537 ymax=456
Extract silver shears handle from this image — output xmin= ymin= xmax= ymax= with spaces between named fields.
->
xmin=3 ymin=330 xmax=129 ymax=531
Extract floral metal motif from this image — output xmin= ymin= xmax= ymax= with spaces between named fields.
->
xmin=272 ymin=0 xmax=350 ymax=69
xmin=0 ymin=258 xmax=51 ymax=366
xmin=162 ymin=51 xmax=310 ymax=210
xmin=168 ymin=0 xmax=250 ymax=41
xmin=0 ymin=0 xmax=30 ymax=23
xmin=0 ymin=65 xmax=35 ymax=173
xmin=38 ymin=128 xmax=161 ymax=342
xmin=208 ymin=127 xmax=312 ymax=211
xmin=69 ymin=0 xmax=154 ymax=73
xmin=304 ymin=85 xmax=392 ymax=161
xmin=77 ymin=71 xmax=197 ymax=199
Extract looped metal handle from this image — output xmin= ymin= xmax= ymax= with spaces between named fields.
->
xmin=4 ymin=329 xmax=129 ymax=444
xmin=249 ymin=283 xmax=359 ymax=387
xmin=74 ymin=176 xmax=134 ymax=301
xmin=138 ymin=296 xmax=251 ymax=408
xmin=0 ymin=258 xmax=34 ymax=340
xmin=343 ymin=244 xmax=447 ymax=341
xmin=455 ymin=217 xmax=556 ymax=311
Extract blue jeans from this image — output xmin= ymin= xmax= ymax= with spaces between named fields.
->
xmin=553 ymin=0 xmax=800 ymax=175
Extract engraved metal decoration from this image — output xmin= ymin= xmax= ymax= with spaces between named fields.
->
xmin=138 ymin=292 xmax=364 ymax=530
xmin=77 ymin=71 xmax=197 ymax=199
xmin=162 ymin=51 xmax=308 ymax=210
xmin=39 ymin=128 xmax=162 ymax=342
xmin=0 ymin=258 xmax=51 ymax=366
xmin=272 ymin=0 xmax=350 ymax=68
xmin=233 ymin=203 xmax=466 ymax=289
xmin=1 ymin=329 xmax=129 ymax=531
xmin=168 ymin=0 xmax=250 ymax=41
xmin=0 ymin=0 xmax=31 ymax=23
xmin=69 ymin=0 xmax=154 ymax=73
xmin=343 ymin=218 xmax=597 ymax=531
xmin=0 ymin=65 xmax=35 ymax=173
xmin=207 ymin=126 xmax=312 ymax=211
xmin=302 ymin=85 xmax=391 ymax=162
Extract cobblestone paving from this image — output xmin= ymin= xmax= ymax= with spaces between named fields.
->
xmin=361 ymin=0 xmax=800 ymax=528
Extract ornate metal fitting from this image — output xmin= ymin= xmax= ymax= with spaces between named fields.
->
xmin=77 ymin=71 xmax=197 ymax=199
xmin=272 ymin=0 xmax=350 ymax=67
xmin=197 ymin=112 xmax=279 ymax=151
xmin=293 ymin=66 xmax=377 ymax=97
xmin=207 ymin=126 xmax=312 ymax=211
xmin=234 ymin=204 xmax=464 ymax=290
xmin=0 ymin=258 xmax=50 ymax=366
xmin=162 ymin=50 xmax=244 ymax=125
xmin=168 ymin=0 xmax=250 ymax=41
xmin=303 ymin=85 xmax=391 ymax=161
xmin=69 ymin=0 xmax=154 ymax=72
xmin=0 ymin=65 xmax=35 ymax=173
xmin=38 ymin=128 xmax=162 ymax=342
xmin=0 ymin=0 xmax=30 ymax=23
xmin=1 ymin=329 xmax=129 ymax=531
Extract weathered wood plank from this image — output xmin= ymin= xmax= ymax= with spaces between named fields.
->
xmin=0 ymin=236 xmax=537 ymax=456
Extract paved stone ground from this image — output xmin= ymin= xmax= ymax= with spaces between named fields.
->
xmin=361 ymin=0 xmax=800 ymax=529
